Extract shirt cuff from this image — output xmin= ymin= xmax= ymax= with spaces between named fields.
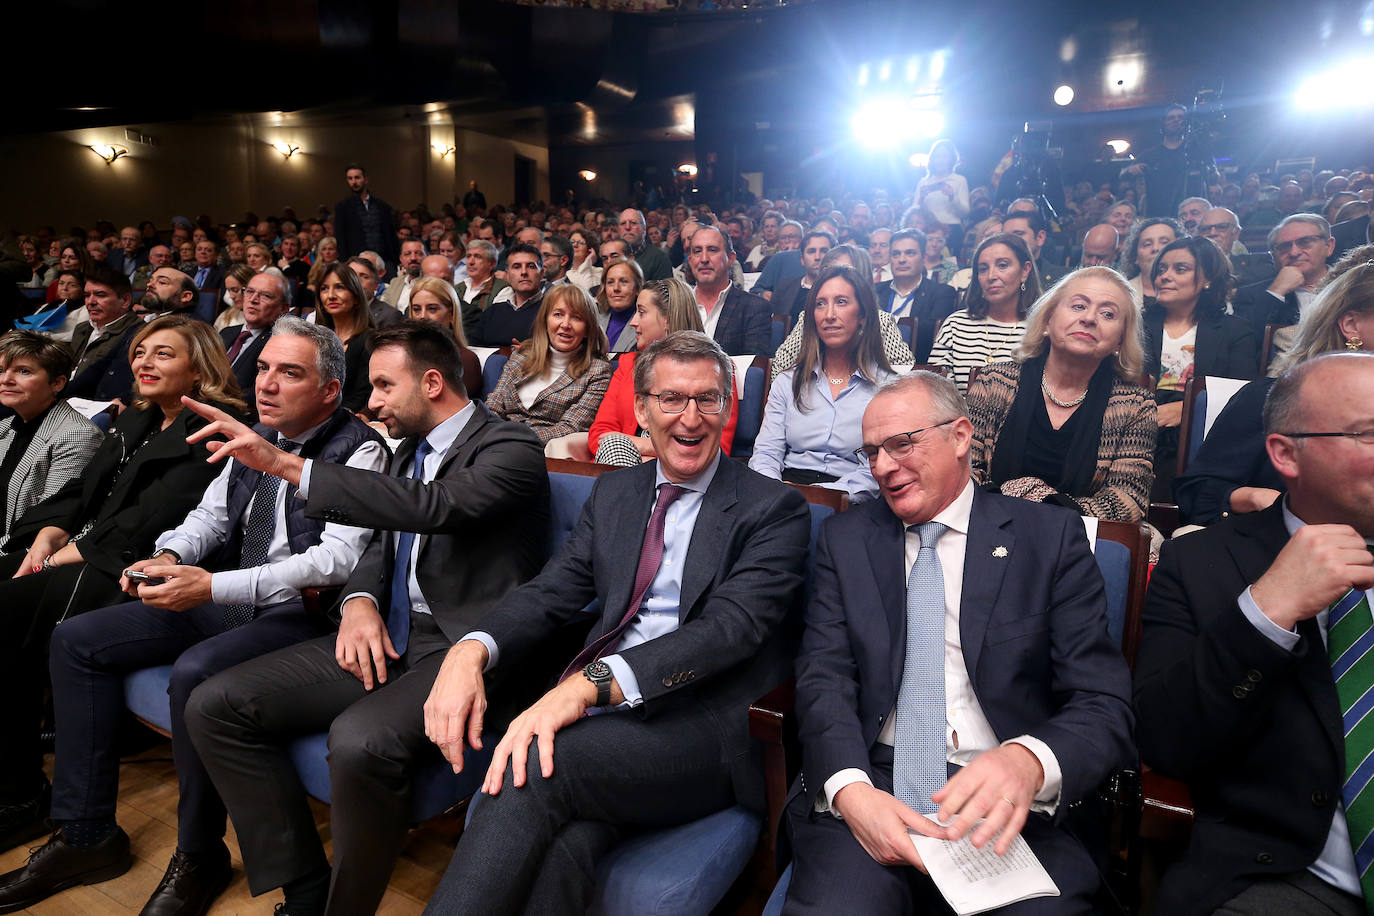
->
xmin=297 ymin=458 xmax=314 ymax=498
xmin=1239 ymin=585 xmax=1301 ymax=651
xmin=817 ymin=768 xmax=873 ymax=818
xmin=1004 ymin=735 xmax=1062 ymax=813
xmin=341 ymin=591 xmax=379 ymax=613
xmin=209 ymin=568 xmax=256 ymax=606
xmin=458 ymin=632 xmax=499 ymax=673
xmin=155 ymin=535 xmax=197 ymax=566
xmin=600 ymin=654 xmax=642 ymax=709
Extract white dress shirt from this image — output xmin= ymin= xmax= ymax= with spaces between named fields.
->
xmin=696 ymin=282 xmax=733 ymax=341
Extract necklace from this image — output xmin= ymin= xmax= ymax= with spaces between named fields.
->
xmin=1041 ymin=375 xmax=1088 ymax=408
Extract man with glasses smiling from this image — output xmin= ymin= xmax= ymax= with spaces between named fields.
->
xmin=221 ymin=270 xmax=289 ymax=419
xmin=781 ymin=371 xmax=1133 ymax=914
xmin=1198 ymin=207 xmax=1248 ymax=256
xmin=1234 ymin=214 xmax=1335 ymax=352
xmin=425 ymin=330 xmax=810 ymax=914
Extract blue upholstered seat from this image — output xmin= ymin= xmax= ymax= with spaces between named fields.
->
xmin=481 ymin=353 xmax=509 ymax=397
xmin=1094 ymin=538 xmax=1130 ymax=647
xmin=729 ymin=363 xmax=768 ymax=459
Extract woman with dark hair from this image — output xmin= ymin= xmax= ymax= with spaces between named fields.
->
xmin=44 ymin=239 xmax=94 ymax=304
xmin=214 ymin=263 xmax=256 ymax=332
xmin=0 ymin=315 xmax=243 ymax=831
xmin=595 ymin=258 xmax=643 ymax=353
xmin=314 ymin=262 xmax=375 ymax=413
xmin=1116 ymin=217 xmax=1183 ymax=301
xmin=967 ymin=268 xmax=1157 ymax=521
xmin=1144 ymin=235 xmax=1258 ymax=500
xmin=486 ymin=284 xmax=612 ymax=443
xmin=930 ymin=232 xmax=1042 ymax=390
xmin=1176 ymin=245 xmax=1374 ymax=524
xmin=567 ymin=227 xmax=602 ymax=295
xmin=750 ymin=265 xmax=896 ymax=500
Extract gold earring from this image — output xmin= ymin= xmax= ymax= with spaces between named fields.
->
xmin=1347 ymin=337 xmax=1364 ymax=350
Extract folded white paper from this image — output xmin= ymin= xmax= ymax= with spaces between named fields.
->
xmin=909 ymin=827 xmax=1059 ymax=915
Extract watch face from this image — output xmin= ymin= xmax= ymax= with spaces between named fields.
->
xmin=585 ymin=660 xmax=612 ymax=680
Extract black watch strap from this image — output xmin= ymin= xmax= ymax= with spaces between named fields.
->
xmin=583 ymin=660 xmax=613 ymax=707
xmin=151 ymin=548 xmax=181 ymax=564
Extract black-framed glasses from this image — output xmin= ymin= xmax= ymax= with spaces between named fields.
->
xmin=1199 ymin=223 xmax=1237 ymax=235
xmin=855 ymin=419 xmax=957 ymax=464
xmin=1278 ymin=430 xmax=1374 ymax=444
xmin=643 ymin=391 xmax=726 ymax=415
xmin=1272 ymin=234 xmax=1327 ymax=257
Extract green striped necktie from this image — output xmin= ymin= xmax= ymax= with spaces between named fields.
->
xmin=1330 ymin=578 xmax=1374 ymax=907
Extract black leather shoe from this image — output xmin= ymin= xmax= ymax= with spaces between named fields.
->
xmin=0 ymin=827 xmax=132 ymax=913
xmin=0 ymin=783 xmax=51 ymax=852
xmin=139 ymin=849 xmax=232 ymax=916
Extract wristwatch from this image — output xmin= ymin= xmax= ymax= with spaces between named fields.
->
xmin=583 ymin=660 xmax=614 ymax=707
xmin=149 ymin=548 xmax=181 ymax=564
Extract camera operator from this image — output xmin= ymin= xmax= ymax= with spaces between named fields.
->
xmin=1122 ymin=103 xmax=1190 ymax=219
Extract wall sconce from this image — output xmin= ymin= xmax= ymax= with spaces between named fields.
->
xmin=89 ymin=143 xmax=128 ymax=165
xmin=271 ymin=141 xmax=301 ymax=159
xmin=577 ymin=169 xmax=598 ymax=182
xmin=677 ymin=163 xmax=699 ymax=177
xmin=432 ymin=143 xmax=455 ymax=158
xmin=1105 ymin=138 xmax=1131 ymax=155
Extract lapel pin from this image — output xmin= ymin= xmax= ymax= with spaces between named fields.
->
xmin=992 ymin=546 xmax=1008 ymax=558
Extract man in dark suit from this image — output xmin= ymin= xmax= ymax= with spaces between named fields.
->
xmin=1232 ymin=215 xmax=1335 ymax=355
xmin=690 ymin=226 xmax=772 ymax=355
xmin=333 ymin=163 xmax=398 ymax=267
xmin=1332 ymin=213 xmax=1371 ymax=260
xmin=1135 ymin=353 xmax=1374 ymax=915
xmin=424 ymin=331 xmax=811 ymax=914
xmin=183 ymin=321 xmax=549 ymax=916
xmin=774 ymin=228 xmax=835 ymax=328
xmin=875 ymin=228 xmax=958 ymax=363
xmin=1003 ymin=211 xmax=1067 ymax=289
xmin=65 ymin=263 xmax=140 ymax=402
xmin=188 ymin=241 xmax=224 ymax=292
xmin=782 ymin=372 xmax=1134 ymax=913
xmin=220 ymin=271 xmax=290 ymax=419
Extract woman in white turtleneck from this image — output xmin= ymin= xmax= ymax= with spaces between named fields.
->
xmin=485 ymin=284 xmax=613 ymax=443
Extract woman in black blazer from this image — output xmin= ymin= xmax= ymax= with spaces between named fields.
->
xmin=0 ymin=314 xmax=244 ymax=830
xmin=1142 ymin=236 xmax=1258 ymax=500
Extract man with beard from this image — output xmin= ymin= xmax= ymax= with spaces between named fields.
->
xmin=381 ymin=239 xmax=425 ymax=313
xmin=135 ymin=267 xmax=199 ymax=319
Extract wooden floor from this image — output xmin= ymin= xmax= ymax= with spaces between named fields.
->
xmin=2 ymin=741 xmax=773 ymax=915
xmin=2 ymin=743 xmax=459 ymax=915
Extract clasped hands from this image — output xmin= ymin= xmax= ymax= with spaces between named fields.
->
xmin=832 ymin=743 xmax=1044 ymax=872
xmin=119 ymin=556 xmax=213 ymax=611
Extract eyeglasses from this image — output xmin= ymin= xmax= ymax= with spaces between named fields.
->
xmin=855 ymin=419 xmax=956 ymax=464
xmin=1272 ymin=234 xmax=1327 ymax=257
xmin=1199 ymin=223 xmax=1236 ymax=235
xmin=643 ymin=391 xmax=726 ymax=415
xmin=1278 ymin=430 xmax=1374 ymax=444
xmin=243 ymin=289 xmax=279 ymax=302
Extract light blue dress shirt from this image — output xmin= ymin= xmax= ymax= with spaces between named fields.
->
xmin=748 ymin=366 xmax=891 ymax=502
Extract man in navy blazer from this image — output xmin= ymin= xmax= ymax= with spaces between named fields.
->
xmin=690 ymin=226 xmax=772 ymax=354
xmin=218 ymin=271 xmax=290 ymax=419
xmin=424 ymin=331 xmax=811 ymax=914
xmin=782 ymin=372 xmax=1134 ymax=913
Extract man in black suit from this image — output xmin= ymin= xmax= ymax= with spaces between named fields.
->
xmin=425 ymin=331 xmax=811 ymax=914
xmin=1135 ymin=352 xmax=1374 ymax=915
xmin=875 ymin=228 xmax=958 ymax=363
xmin=1232 ymin=214 xmax=1334 ymax=357
xmin=774 ymin=228 xmax=835 ymax=328
xmin=690 ymin=226 xmax=772 ymax=354
xmin=220 ymin=271 xmax=291 ymax=418
xmin=1332 ymin=213 xmax=1371 ymax=260
xmin=188 ymin=240 xmax=224 ymax=292
xmin=333 ymin=163 xmax=398 ymax=267
xmin=183 ymin=321 xmax=548 ymax=916
xmin=135 ymin=267 xmax=199 ymax=318
xmin=65 ymin=263 xmax=140 ymax=402
xmin=782 ymin=372 xmax=1134 ymax=913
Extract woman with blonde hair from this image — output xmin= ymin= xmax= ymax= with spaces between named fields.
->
xmin=966 ymin=267 xmax=1157 ymax=521
xmin=406 ymin=275 xmax=485 ymax=398
xmin=1177 ymin=245 xmax=1374 ymax=524
xmin=595 ymin=258 xmax=644 ymax=353
xmin=486 ymin=284 xmax=612 ymax=443
xmin=304 ymin=236 xmax=341 ymax=295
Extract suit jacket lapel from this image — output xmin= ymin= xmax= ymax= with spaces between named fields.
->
xmin=865 ymin=502 xmax=908 ymax=697
xmin=678 ymin=460 xmax=739 ymax=622
xmin=959 ymin=488 xmax=1015 ymax=680
xmin=414 ymin=407 xmax=488 ymax=558
xmin=594 ymin=462 xmax=657 ymax=638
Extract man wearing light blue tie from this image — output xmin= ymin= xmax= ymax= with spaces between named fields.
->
xmin=782 ymin=372 xmax=1134 ymax=914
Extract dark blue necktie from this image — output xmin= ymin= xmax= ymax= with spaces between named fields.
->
xmin=224 ymin=434 xmax=286 ymax=628
xmin=387 ymin=438 xmax=432 ymax=654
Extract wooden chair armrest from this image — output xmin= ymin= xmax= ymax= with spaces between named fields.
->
xmin=303 ymin=586 xmax=343 ymax=617
xmin=750 ymin=679 xmax=797 ymax=864
xmin=1140 ymin=767 xmax=1195 ymax=843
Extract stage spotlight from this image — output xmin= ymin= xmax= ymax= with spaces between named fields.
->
xmin=1106 ymin=138 xmax=1131 ymax=155
xmin=1295 ymin=57 xmax=1374 ymax=110
xmin=906 ymin=56 xmax=919 ymax=82
xmin=929 ymin=51 xmax=946 ymax=81
xmin=1053 ymin=85 xmax=1075 ymax=106
xmin=878 ymin=59 xmax=892 ymax=82
xmin=851 ymin=96 xmax=944 ymax=150
xmin=857 ymin=63 xmax=869 ymax=87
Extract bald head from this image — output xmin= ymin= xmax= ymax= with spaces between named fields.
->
xmin=1080 ymin=224 xmax=1119 ymax=266
xmin=420 ymin=255 xmax=451 ymax=279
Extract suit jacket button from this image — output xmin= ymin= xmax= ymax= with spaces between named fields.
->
xmin=662 ymin=677 xmax=673 ymax=688
xmin=1255 ymin=852 xmax=1274 ymax=865
xmin=687 ymin=671 xmax=695 ymax=680
xmin=1246 ymin=669 xmax=1263 ymax=683
xmin=1232 ymin=686 xmax=1249 ymax=699
xmin=120 ymin=548 xmax=134 ymax=562
xmin=1312 ymin=790 xmax=1331 ymax=806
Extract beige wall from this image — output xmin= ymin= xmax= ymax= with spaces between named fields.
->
xmin=3 ymin=117 xmax=550 ymax=231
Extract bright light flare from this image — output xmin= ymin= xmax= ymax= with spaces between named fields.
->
xmin=578 ymin=169 xmax=597 ymax=181
xmin=1295 ymin=58 xmax=1374 ymax=110
xmin=677 ymin=163 xmax=698 ymax=176
xmin=1053 ymin=85 xmax=1075 ymax=106
xmin=851 ymin=96 xmax=944 ymax=150
xmin=1106 ymin=138 xmax=1131 ymax=155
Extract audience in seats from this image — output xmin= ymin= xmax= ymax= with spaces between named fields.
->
xmin=1176 ymin=196 xmax=1211 ymax=236
xmin=1233 ymin=214 xmax=1335 ymax=370
xmin=566 ymin=227 xmax=602 ymax=295
xmin=276 ymin=234 xmax=311 ymax=289
xmin=1115 ymin=217 xmax=1182 ymax=302
xmin=617 ymin=208 xmax=672 ymax=282
xmin=21 ymin=268 xmax=87 ymax=341
xmin=539 ymin=234 xmax=572 ymax=288
xmin=930 ymin=232 xmax=1041 ymax=391
xmin=744 ymin=209 xmax=783 ymax=271
xmin=1079 ymin=224 xmax=1119 ymax=267
xmin=183 ymin=321 xmax=548 ymax=916
xmin=0 ymin=317 xmax=388 ymax=915
xmin=781 ymin=372 xmax=1134 ymax=914
xmin=877 ymin=228 xmax=959 ymax=363
xmin=1136 ymin=351 xmax=1374 ymax=916
xmin=1144 ymin=235 xmax=1258 ymax=500
xmin=595 ymin=257 xmax=644 ymax=353
xmin=313 ymin=262 xmax=376 ymax=414
xmin=214 ymin=263 xmax=255 ymax=331
xmin=136 ymin=267 xmax=200 ymax=320
xmin=967 ymin=268 xmax=1157 ymax=522
xmin=773 ymin=229 xmax=835 ymax=328
xmin=689 ymin=226 xmax=772 ymax=355
xmin=452 ymin=238 xmax=510 ymax=341
xmin=1176 ymin=247 xmax=1374 ymax=524
xmin=221 ymin=269 xmax=291 ymax=420
xmin=346 ymin=255 xmax=402 ymax=330
xmin=0 ymin=332 xmax=103 ymax=553
xmin=471 ymin=243 xmax=548 ymax=347
xmin=1003 ymin=210 xmax=1065 ymax=289
xmin=304 ymin=237 xmax=341 ymax=298
xmin=774 ymin=244 xmax=913 ymax=374
xmin=750 ymin=265 xmax=895 ymax=501
xmin=867 ymin=227 xmax=892 ymax=284
xmin=0 ymin=315 xmax=244 ymax=854
xmin=405 ymin=275 xmax=485 ymax=398
xmin=1198 ymin=206 xmax=1248 ymax=256
xmin=485 ymin=283 xmax=611 ymax=444
xmin=381 ymin=239 xmax=426 ymax=313
xmin=66 ymin=263 xmax=144 ymax=403
xmin=189 ymin=240 xmax=224 ymax=291
xmin=427 ymin=330 xmax=810 ymax=914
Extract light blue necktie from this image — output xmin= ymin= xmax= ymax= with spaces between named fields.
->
xmin=387 ymin=438 xmax=432 ymax=654
xmin=893 ymin=521 xmax=948 ymax=815
xmin=195 ymin=267 xmax=208 ymax=288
